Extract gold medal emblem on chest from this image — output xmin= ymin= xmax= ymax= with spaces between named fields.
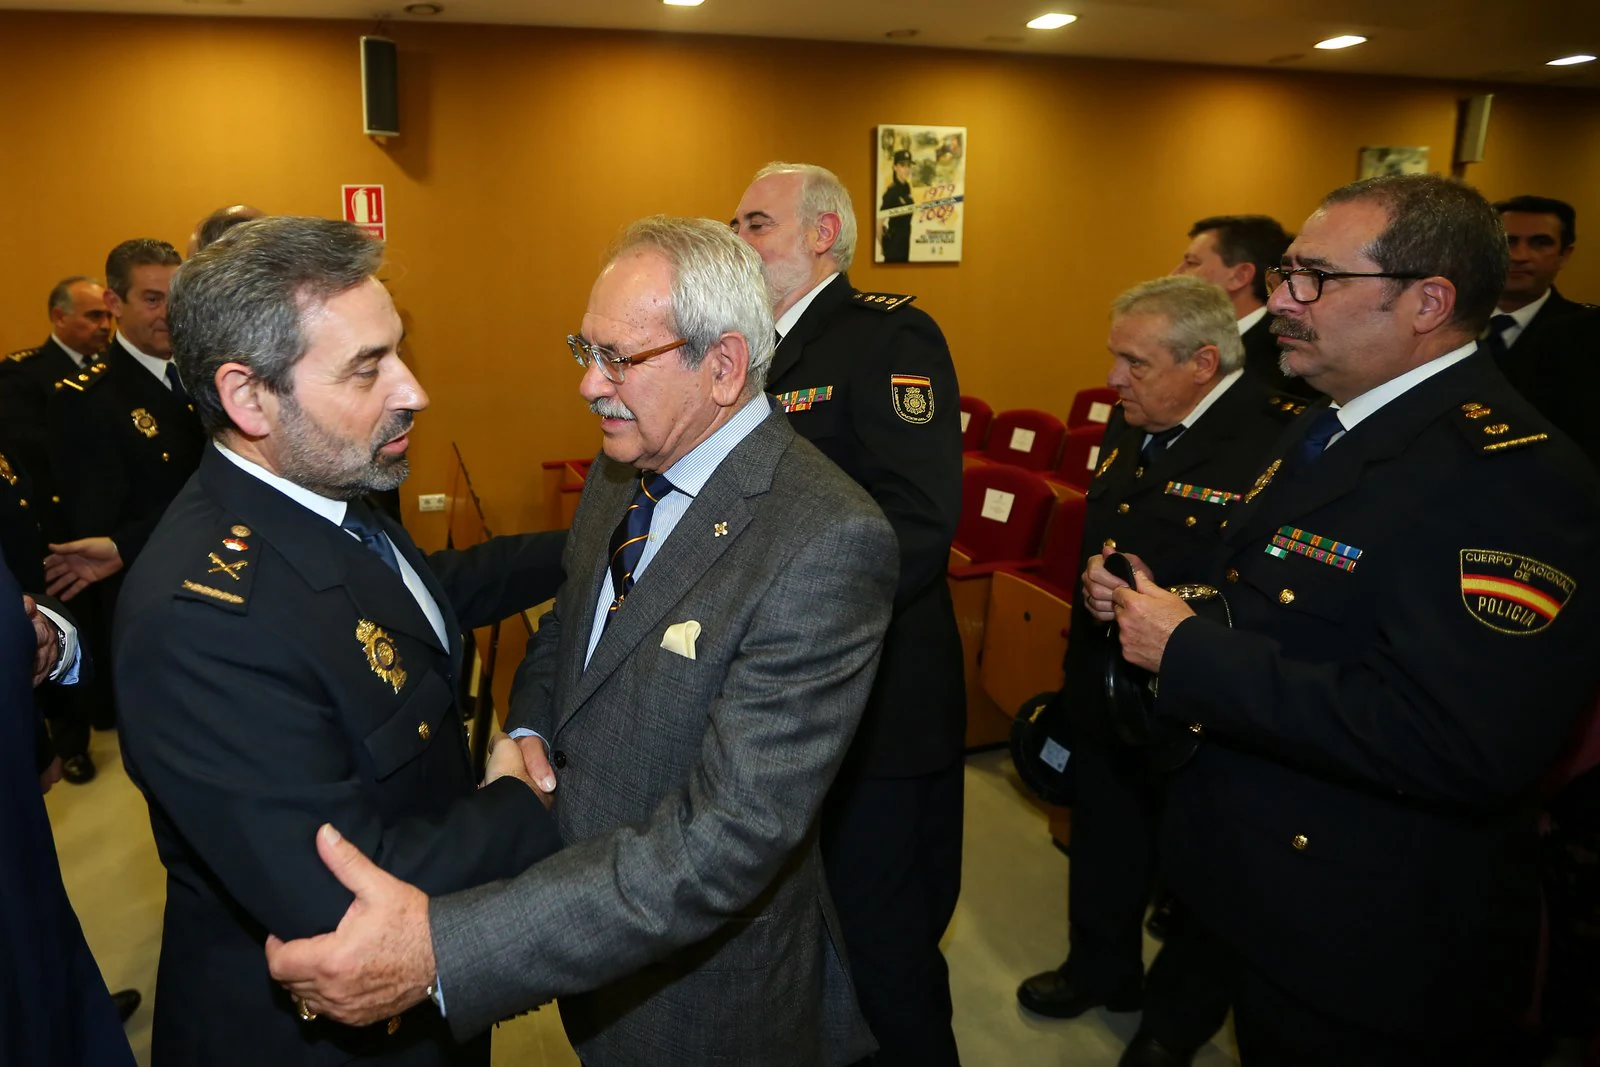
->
xmin=1242 ymin=458 xmax=1282 ymax=503
xmin=130 ymin=408 xmax=159 ymax=438
xmin=356 ymin=619 xmax=407 ymax=693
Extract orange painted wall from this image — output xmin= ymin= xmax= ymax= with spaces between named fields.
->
xmin=3 ymin=11 xmax=1597 ymax=549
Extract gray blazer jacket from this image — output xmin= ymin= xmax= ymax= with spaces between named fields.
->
xmin=430 ymin=408 xmax=896 ymax=1066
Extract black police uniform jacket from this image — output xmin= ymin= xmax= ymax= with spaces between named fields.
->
xmin=1494 ymin=285 xmax=1591 ymax=395
xmin=768 ymin=273 xmax=964 ymax=777
xmin=1062 ymin=372 xmax=1297 ymax=742
xmin=115 ymin=446 xmax=566 ymax=1067
xmin=0 ymin=336 xmax=85 ymax=503
xmin=1152 ymin=350 xmax=1600 ymax=1040
xmin=0 ymin=554 xmax=134 ymax=1067
xmin=47 ymin=336 xmax=205 ymax=563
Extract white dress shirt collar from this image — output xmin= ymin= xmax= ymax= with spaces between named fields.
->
xmin=214 ymin=441 xmax=349 ymax=526
xmin=115 ymin=333 xmax=176 ymax=386
xmin=1329 ymin=341 xmax=1478 ymax=435
xmin=50 ymin=334 xmax=91 ymax=367
xmin=1236 ymin=305 xmax=1268 ymax=335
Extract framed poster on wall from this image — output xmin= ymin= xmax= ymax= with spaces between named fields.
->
xmin=874 ymin=124 xmax=966 ymax=263
xmin=1358 ymin=146 xmax=1430 ymax=178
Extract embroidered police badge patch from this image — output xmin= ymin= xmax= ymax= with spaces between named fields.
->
xmin=1459 ymin=549 xmax=1575 ymax=635
xmin=890 ymin=374 xmax=934 ymax=424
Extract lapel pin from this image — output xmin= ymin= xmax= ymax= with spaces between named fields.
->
xmin=713 ymin=521 xmax=728 ymax=537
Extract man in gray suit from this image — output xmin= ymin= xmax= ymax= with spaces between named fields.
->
xmin=266 ymin=215 xmax=898 ymax=1066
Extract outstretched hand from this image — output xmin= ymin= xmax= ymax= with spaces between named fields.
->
xmin=44 ymin=537 xmax=123 ymax=601
xmin=264 ymin=825 xmax=435 ymax=1027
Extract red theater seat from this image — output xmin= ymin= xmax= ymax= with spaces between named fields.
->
xmin=979 ymin=489 xmax=1088 ymax=719
xmin=1050 ymin=423 xmax=1109 ymax=494
xmin=1067 ymin=387 xmax=1119 ymax=429
xmin=959 ymin=395 xmax=993 ymax=452
xmin=949 ymin=465 xmax=1057 ymax=747
xmin=981 ymin=408 xmax=1066 ymax=472
xmin=540 ymin=458 xmax=592 ymax=529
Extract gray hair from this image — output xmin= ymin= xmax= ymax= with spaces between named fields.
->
xmin=48 ymin=275 xmax=96 ymax=316
xmin=607 ymin=216 xmax=775 ymax=397
xmin=169 ymin=216 xmax=384 ymax=436
xmin=1112 ymin=275 xmax=1246 ymax=373
xmin=754 ymin=161 xmax=858 ymax=272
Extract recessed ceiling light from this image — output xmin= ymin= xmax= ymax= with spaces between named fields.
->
xmin=1314 ymin=35 xmax=1367 ymax=49
xmin=402 ymin=1 xmax=441 ymax=13
xmin=1026 ymin=13 xmax=1077 ymax=30
xmin=1547 ymin=54 xmax=1596 ymax=66
xmin=662 ymin=0 xmax=705 ymax=6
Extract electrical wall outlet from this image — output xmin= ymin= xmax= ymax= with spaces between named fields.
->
xmin=417 ymin=493 xmax=447 ymax=513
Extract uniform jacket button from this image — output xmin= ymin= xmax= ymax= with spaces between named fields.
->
xmin=1184 ymin=515 xmax=1197 ymax=527
xmin=417 ymin=721 xmax=430 ymax=741
xmin=1226 ymin=568 xmax=1240 ymax=583
xmin=386 ymin=1016 xmax=402 ymax=1035
xmin=1116 ymin=502 xmax=1130 ymax=514
xmin=1103 ymin=538 xmax=1117 ymax=550
xmin=1279 ymin=588 xmax=1295 ymax=605
xmin=552 ymin=749 xmax=568 ymax=768
xmin=1292 ymin=834 xmax=1309 ymax=850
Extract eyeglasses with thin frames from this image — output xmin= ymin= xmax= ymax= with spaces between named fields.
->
xmin=567 ymin=334 xmax=689 ymax=384
xmin=1266 ymin=266 xmax=1429 ymax=304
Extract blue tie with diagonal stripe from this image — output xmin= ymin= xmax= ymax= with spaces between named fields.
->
xmin=605 ymin=471 xmax=673 ymax=628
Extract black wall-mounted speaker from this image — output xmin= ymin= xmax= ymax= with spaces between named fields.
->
xmin=361 ymin=36 xmax=399 ymax=138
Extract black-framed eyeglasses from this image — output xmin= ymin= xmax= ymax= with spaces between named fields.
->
xmin=567 ymin=334 xmax=688 ymax=384
xmin=1266 ymin=266 xmax=1429 ymax=304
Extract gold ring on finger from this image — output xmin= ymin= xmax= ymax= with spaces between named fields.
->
xmin=297 ymin=997 xmax=319 ymax=1022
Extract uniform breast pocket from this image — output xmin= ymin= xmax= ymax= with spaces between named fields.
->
xmin=790 ymin=398 xmax=845 ymax=440
xmin=1236 ymin=551 xmax=1360 ymax=628
xmin=362 ymin=671 xmax=454 ymax=780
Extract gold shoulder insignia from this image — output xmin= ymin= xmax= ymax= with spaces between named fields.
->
xmin=7 ymin=347 xmax=40 ymax=363
xmin=850 ymin=291 xmax=917 ymax=313
xmin=1454 ymin=401 xmax=1549 ymax=455
xmin=174 ymin=523 xmax=258 ymax=613
xmin=54 ymin=361 xmax=109 ymax=394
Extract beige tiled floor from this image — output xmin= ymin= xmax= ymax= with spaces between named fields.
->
xmin=49 ymin=730 xmax=1240 ymax=1066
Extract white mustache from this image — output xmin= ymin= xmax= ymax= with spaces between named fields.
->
xmin=590 ymin=397 xmax=635 ymax=420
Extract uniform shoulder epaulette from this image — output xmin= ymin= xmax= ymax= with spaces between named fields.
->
xmin=1454 ymin=401 xmax=1549 ymax=455
xmin=850 ymin=290 xmax=917 ymax=313
xmin=1265 ymin=394 xmax=1308 ymax=417
xmin=54 ymin=360 xmax=109 ymax=394
xmin=173 ymin=522 xmax=258 ymax=615
xmin=7 ymin=346 xmax=39 ymax=363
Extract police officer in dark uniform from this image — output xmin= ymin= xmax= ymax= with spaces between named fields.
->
xmin=2 ymin=276 xmax=115 ymax=779
xmin=115 ymin=216 xmax=565 ymax=1066
xmin=1015 ymin=276 xmax=1295 ymax=1066
xmin=44 ymin=240 xmax=203 ymax=733
xmin=879 ymin=148 xmax=915 ymax=263
xmin=733 ymin=162 xmax=964 ymax=1066
xmin=1099 ymin=175 xmax=1600 ymax=1066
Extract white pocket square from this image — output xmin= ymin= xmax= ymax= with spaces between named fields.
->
xmin=660 ymin=620 xmax=702 ymax=660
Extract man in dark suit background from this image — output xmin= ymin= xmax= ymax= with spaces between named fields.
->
xmin=262 ymin=215 xmax=897 ymax=1066
xmin=115 ymin=216 xmax=564 ymax=1066
xmin=1101 ymin=175 xmax=1600 ymax=1065
xmin=1171 ymin=215 xmax=1311 ymax=400
xmin=732 ymin=160 xmax=965 ymax=1066
xmin=1484 ymin=196 xmax=1588 ymax=379
xmin=0 ymin=552 xmax=134 ymax=1066
xmin=1016 ymin=276 xmax=1293 ymax=1067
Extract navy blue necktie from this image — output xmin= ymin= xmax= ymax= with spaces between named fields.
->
xmin=606 ymin=472 xmax=673 ymax=626
xmin=1481 ymin=313 xmax=1517 ymax=364
xmin=164 ymin=361 xmax=189 ymax=401
xmin=1140 ymin=424 xmax=1185 ymax=464
xmin=342 ymin=499 xmax=400 ymax=576
xmin=1297 ymin=408 xmax=1345 ymax=466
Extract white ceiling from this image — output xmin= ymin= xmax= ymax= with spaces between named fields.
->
xmin=5 ymin=0 xmax=1598 ymax=89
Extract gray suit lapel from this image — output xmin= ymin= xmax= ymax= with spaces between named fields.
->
xmin=558 ymin=409 xmax=790 ymax=732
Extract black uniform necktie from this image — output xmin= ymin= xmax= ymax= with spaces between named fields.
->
xmin=606 ymin=472 xmax=673 ymax=625
xmin=1140 ymin=424 xmax=1185 ymax=464
xmin=1481 ymin=313 xmax=1517 ymax=364
xmin=342 ymin=499 xmax=400 ymax=576
xmin=164 ymin=361 xmax=189 ymax=401
xmin=1297 ymin=408 xmax=1345 ymax=466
